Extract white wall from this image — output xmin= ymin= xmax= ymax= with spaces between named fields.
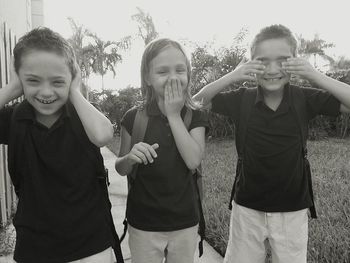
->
xmin=31 ymin=0 xmax=44 ymax=28
xmin=0 ymin=0 xmax=32 ymax=38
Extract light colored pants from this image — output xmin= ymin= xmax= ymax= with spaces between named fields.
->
xmin=11 ymin=247 xmax=114 ymax=263
xmin=128 ymin=224 xmax=198 ymax=263
xmin=224 ymin=201 xmax=308 ymax=263
xmin=68 ymin=247 xmax=114 ymax=263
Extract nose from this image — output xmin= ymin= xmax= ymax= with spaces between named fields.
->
xmin=264 ymin=61 xmax=281 ymax=75
xmin=39 ymin=83 xmax=55 ymax=98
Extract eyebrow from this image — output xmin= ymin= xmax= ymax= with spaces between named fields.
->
xmin=23 ymin=73 xmax=66 ymax=79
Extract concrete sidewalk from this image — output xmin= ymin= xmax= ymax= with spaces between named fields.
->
xmin=0 ymin=147 xmax=223 ymax=263
xmin=103 ymin=146 xmax=223 ymax=263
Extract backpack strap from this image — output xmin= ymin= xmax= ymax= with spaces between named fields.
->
xmin=183 ymin=108 xmax=206 ymax=257
xmin=229 ymin=88 xmax=256 ymax=210
xmin=67 ymin=102 xmax=124 ymax=263
xmin=120 ymin=108 xmax=149 ymax=242
xmin=289 ymin=86 xmax=317 ymax=218
xmin=129 ymin=108 xmax=149 ymax=181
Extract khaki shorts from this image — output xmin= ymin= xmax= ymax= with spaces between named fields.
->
xmin=68 ymin=247 xmax=114 ymax=263
xmin=224 ymin=201 xmax=308 ymax=263
xmin=11 ymin=247 xmax=114 ymax=263
xmin=128 ymin=224 xmax=198 ymax=263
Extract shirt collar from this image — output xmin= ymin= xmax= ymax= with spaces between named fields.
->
xmin=146 ymin=99 xmax=187 ymax=117
xmin=14 ymin=100 xmax=71 ymax=122
xmin=255 ymin=83 xmax=291 ymax=106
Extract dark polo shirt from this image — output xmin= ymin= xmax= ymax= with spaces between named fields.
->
xmin=212 ymin=84 xmax=340 ymax=212
xmin=121 ymin=101 xmax=208 ymax=231
xmin=0 ymin=101 xmax=112 ymax=263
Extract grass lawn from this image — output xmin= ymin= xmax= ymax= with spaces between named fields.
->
xmin=107 ymin=137 xmax=350 ymax=262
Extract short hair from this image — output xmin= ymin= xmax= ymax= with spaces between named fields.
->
xmin=13 ymin=27 xmax=76 ymax=78
xmin=140 ymin=38 xmax=198 ymax=109
xmin=250 ymin=24 xmax=298 ymax=58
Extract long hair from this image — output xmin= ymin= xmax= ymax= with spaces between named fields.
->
xmin=140 ymin=38 xmax=199 ymax=110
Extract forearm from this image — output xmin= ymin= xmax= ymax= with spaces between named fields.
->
xmin=115 ymin=155 xmax=134 ymax=176
xmin=312 ymin=72 xmax=350 ymax=109
xmin=70 ymin=89 xmax=114 ymax=147
xmin=193 ymin=72 xmax=238 ymax=106
xmin=168 ymin=115 xmax=204 ymax=170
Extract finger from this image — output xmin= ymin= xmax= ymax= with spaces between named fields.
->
xmin=133 ymin=150 xmax=148 ymax=165
xmin=176 ymin=79 xmax=182 ymax=97
xmin=144 ymin=143 xmax=158 ymax=158
xmin=151 ymin=143 xmax=159 ymax=150
xmin=164 ymin=82 xmax=170 ymax=102
xmin=133 ymin=144 xmax=149 ymax=163
xmin=237 ymin=57 xmax=249 ymax=66
xmin=137 ymin=144 xmax=154 ymax=163
xmin=140 ymin=143 xmax=156 ymax=163
xmin=246 ymin=69 xmax=265 ymax=75
xmin=249 ymin=59 xmax=264 ymax=65
xmin=248 ymin=64 xmax=266 ymax=70
xmin=282 ymin=65 xmax=305 ymax=72
xmin=244 ymin=75 xmax=256 ymax=81
xmin=283 ymin=58 xmax=304 ymax=66
xmin=129 ymin=154 xmax=143 ymax=164
xmin=170 ymin=79 xmax=176 ymax=99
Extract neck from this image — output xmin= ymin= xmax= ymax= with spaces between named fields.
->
xmin=35 ymin=111 xmax=62 ymax=128
xmin=262 ymin=87 xmax=284 ymax=100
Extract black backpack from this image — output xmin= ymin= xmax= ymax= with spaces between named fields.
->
xmin=119 ymin=106 xmax=206 ymax=257
xmin=7 ymin=101 xmax=125 ymax=263
xmin=229 ymin=86 xmax=317 ymax=218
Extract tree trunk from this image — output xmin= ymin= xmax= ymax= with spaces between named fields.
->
xmin=313 ymin=53 xmax=317 ymax=68
xmin=101 ymin=75 xmax=104 ymax=90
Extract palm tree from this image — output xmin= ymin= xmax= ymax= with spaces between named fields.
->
xmin=67 ymin=18 xmax=95 ymax=99
xmin=297 ymin=34 xmax=335 ymax=69
xmin=67 ymin=18 xmax=94 ymax=82
xmin=87 ymin=33 xmax=130 ymax=90
xmin=132 ymin=7 xmax=158 ymax=45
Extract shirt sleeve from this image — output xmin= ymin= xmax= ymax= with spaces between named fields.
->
xmin=302 ymin=87 xmax=341 ymax=120
xmin=120 ymin=107 xmax=138 ymax=136
xmin=189 ymin=109 xmax=209 ymax=133
xmin=0 ymin=106 xmax=14 ymax=145
xmin=211 ymin=88 xmax=244 ymax=119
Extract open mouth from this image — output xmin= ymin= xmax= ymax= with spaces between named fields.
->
xmin=263 ymin=77 xmax=283 ymax=82
xmin=35 ymin=98 xmax=57 ymax=104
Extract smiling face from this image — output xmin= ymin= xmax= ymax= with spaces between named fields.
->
xmin=253 ymin=38 xmax=294 ymax=93
xmin=146 ymin=45 xmax=189 ymax=101
xmin=18 ymin=50 xmax=72 ymax=124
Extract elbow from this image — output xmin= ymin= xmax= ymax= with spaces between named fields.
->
xmin=91 ymin=123 xmax=114 ymax=147
xmin=185 ymin=147 xmax=205 ymax=170
xmin=185 ymin=157 xmax=203 ymax=170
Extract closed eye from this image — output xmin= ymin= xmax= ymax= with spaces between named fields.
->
xmin=54 ymin=80 xmax=65 ymax=85
xmin=26 ymin=79 xmax=39 ymax=85
xmin=177 ymin=68 xmax=187 ymax=73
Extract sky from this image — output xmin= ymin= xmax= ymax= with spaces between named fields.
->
xmin=43 ymin=0 xmax=350 ymax=92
